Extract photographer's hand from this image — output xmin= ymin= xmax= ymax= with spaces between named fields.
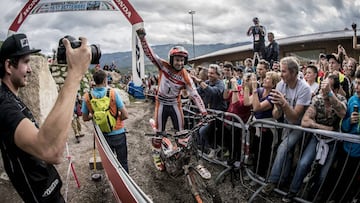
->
xmin=63 ymin=37 xmax=91 ymax=80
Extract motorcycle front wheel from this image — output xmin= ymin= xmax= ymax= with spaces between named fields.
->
xmin=187 ymin=167 xmax=222 ymax=203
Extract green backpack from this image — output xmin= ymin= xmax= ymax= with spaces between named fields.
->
xmin=89 ymin=88 xmax=117 ymax=133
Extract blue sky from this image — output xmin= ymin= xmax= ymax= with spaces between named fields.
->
xmin=0 ymin=0 xmax=359 ymax=55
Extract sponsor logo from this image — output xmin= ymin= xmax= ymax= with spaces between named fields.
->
xmin=114 ymin=0 xmax=131 ymax=18
xmin=42 ymin=179 xmax=59 ymax=197
xmin=20 ymin=38 xmax=29 ymax=48
xmin=17 ymin=0 xmax=39 ymax=24
xmin=164 ymin=68 xmax=183 ymax=81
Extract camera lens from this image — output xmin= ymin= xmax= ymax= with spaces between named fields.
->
xmin=90 ymin=44 xmax=101 ymax=64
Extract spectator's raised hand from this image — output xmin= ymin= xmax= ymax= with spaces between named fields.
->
xmin=320 ymin=78 xmax=331 ymax=97
xmin=269 ymin=89 xmax=286 ymax=107
xmin=251 ymin=76 xmax=257 ymax=90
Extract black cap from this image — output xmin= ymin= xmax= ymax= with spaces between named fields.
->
xmin=319 ymin=53 xmax=326 ymax=59
xmin=235 ymin=65 xmax=244 ymax=72
xmin=0 ymin=33 xmax=41 ymax=62
xmin=326 ymin=53 xmax=340 ymax=64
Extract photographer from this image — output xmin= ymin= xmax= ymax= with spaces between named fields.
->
xmin=0 ymin=33 xmax=91 ymax=202
xmin=247 ymin=17 xmax=266 ymax=60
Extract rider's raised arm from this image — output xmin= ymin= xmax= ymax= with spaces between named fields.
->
xmin=136 ymin=28 xmax=163 ymax=69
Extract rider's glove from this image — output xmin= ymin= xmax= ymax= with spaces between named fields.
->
xmin=136 ymin=28 xmax=146 ymax=39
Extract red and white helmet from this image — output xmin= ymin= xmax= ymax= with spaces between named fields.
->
xmin=168 ymin=46 xmax=188 ymax=69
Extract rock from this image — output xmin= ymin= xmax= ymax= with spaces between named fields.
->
xmin=19 ymin=55 xmax=58 ymax=126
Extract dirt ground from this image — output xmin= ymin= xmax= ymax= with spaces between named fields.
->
xmin=0 ymin=100 xmax=271 ymax=203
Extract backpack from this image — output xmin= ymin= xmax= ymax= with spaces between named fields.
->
xmin=89 ymin=88 xmax=118 ymax=133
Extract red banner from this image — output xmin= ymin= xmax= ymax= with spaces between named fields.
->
xmin=8 ymin=0 xmax=41 ymax=33
xmin=112 ymin=0 xmax=143 ymax=25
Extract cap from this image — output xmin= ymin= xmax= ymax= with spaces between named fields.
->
xmin=319 ymin=53 xmax=326 ymax=59
xmin=326 ymin=53 xmax=340 ymax=64
xmin=0 ymin=33 xmax=41 ymax=62
xmin=235 ymin=65 xmax=244 ymax=72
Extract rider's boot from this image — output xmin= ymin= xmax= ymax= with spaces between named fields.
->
xmin=151 ymin=138 xmax=164 ymax=171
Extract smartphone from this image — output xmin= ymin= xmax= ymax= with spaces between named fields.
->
xmin=227 ymin=80 xmax=232 ymax=89
xmin=354 ymin=105 xmax=359 ymax=112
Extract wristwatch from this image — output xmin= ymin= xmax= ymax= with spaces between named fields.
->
xmin=328 ymin=91 xmax=334 ymax=97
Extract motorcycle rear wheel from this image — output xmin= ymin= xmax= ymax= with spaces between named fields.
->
xmin=187 ymin=167 xmax=222 ymax=203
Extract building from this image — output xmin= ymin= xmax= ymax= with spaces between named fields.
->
xmin=189 ymin=29 xmax=360 ymax=66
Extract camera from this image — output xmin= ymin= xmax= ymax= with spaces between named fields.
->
xmin=352 ymin=23 xmax=357 ymax=31
xmin=57 ymin=35 xmax=101 ymax=64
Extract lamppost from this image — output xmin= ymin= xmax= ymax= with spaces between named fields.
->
xmin=188 ymin=10 xmax=196 ymax=58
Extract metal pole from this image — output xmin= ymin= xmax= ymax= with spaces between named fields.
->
xmin=188 ymin=10 xmax=196 ymax=58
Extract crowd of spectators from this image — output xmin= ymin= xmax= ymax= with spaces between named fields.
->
xmin=135 ymin=22 xmax=360 ymax=202
xmin=163 ymin=42 xmax=359 ymax=202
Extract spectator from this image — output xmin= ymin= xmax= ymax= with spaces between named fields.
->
xmin=331 ymin=69 xmax=360 ymax=203
xmin=262 ymin=56 xmax=312 ymax=195
xmin=326 ymin=53 xmax=351 ymax=99
xmin=282 ymin=75 xmax=347 ymax=202
xmin=222 ymin=61 xmax=234 ymax=85
xmin=222 ymin=61 xmax=235 ymax=106
xmin=72 ymin=92 xmax=85 ymax=143
xmin=234 ymin=65 xmax=244 ymax=85
xmin=95 ymin=63 xmax=101 ymax=72
xmin=107 ymin=73 xmax=113 ymax=84
xmin=271 ymin=61 xmax=280 ymax=72
xmin=192 ymin=64 xmax=227 ymax=158
xmin=244 ymin=71 xmax=281 ymax=177
xmin=110 ymin=61 xmax=117 ymax=71
xmin=247 ymin=17 xmax=266 ymax=60
xmin=343 ymin=57 xmax=357 ymax=96
xmin=256 ymin=59 xmax=270 ymax=86
xmin=82 ymin=70 xmax=129 ymax=172
xmin=318 ymin=53 xmax=328 ymax=81
xmin=304 ymin=65 xmax=319 ymax=97
xmin=198 ymin=67 xmax=208 ymax=83
xmin=222 ymin=73 xmax=254 ymax=161
xmin=244 ymin=58 xmax=255 ymax=73
xmin=0 ymin=33 xmax=91 ymax=202
xmin=265 ymin=32 xmax=280 ymax=67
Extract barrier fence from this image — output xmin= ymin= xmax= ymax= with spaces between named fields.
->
xmin=182 ymin=102 xmax=360 ymax=203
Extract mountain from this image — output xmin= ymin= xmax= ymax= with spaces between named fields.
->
xmin=99 ymin=42 xmax=251 ymax=70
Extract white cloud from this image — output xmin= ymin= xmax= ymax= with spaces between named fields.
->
xmin=0 ymin=0 xmax=359 ymax=56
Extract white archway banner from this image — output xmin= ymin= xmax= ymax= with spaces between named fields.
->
xmin=8 ymin=0 xmax=146 ymax=86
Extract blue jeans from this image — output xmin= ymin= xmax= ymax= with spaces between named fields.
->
xmin=198 ymin=120 xmax=217 ymax=149
xmin=268 ymin=129 xmax=303 ymax=183
xmin=289 ymin=136 xmax=336 ymax=193
xmin=104 ymin=133 xmax=129 ymax=173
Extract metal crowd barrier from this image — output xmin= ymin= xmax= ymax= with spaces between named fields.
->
xmin=182 ymin=103 xmax=360 ymax=203
xmin=247 ymin=119 xmax=360 ymax=203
